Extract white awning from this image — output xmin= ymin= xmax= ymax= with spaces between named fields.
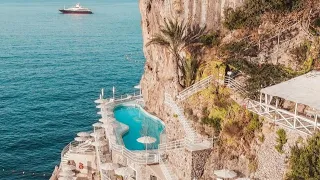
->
xmin=261 ymin=71 xmax=320 ymax=110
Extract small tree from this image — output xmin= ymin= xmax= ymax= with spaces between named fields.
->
xmin=275 ymin=129 xmax=287 ymax=154
xmin=286 ymin=132 xmax=320 ymax=179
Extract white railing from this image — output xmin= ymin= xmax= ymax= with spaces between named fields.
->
xmin=158 ymin=139 xmax=186 ymax=151
xmin=177 ymin=75 xmax=213 ymax=101
xmin=246 ymin=100 xmax=320 ymax=135
xmin=110 ymin=142 xmax=159 ymax=164
xmin=164 ymin=93 xmax=198 ymax=142
xmin=159 ymin=137 xmax=213 ymax=152
xmin=113 ymin=91 xmax=142 ymax=104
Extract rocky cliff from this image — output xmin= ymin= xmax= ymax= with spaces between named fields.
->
xmin=139 ymin=0 xmax=243 ymax=118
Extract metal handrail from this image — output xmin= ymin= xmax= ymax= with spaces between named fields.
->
xmin=177 ymin=75 xmax=213 ymax=101
xmin=110 ymin=141 xmax=158 ymax=164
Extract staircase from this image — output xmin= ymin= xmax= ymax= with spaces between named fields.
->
xmin=176 ymin=75 xmax=213 ymax=101
xmin=225 ymin=76 xmax=247 ymax=96
xmin=159 ymin=157 xmax=178 ymax=180
xmin=164 ymin=93 xmax=199 ymax=142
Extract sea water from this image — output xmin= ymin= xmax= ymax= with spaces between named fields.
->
xmin=0 ymin=0 xmax=144 ymax=179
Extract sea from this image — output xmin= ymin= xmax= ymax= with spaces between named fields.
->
xmin=0 ymin=0 xmax=144 ymax=179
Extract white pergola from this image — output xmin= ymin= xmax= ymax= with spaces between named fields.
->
xmin=246 ymin=71 xmax=320 ymax=135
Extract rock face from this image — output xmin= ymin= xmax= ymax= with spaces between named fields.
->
xmin=139 ymin=0 xmax=244 ymax=119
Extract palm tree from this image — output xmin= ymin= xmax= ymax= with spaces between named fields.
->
xmin=182 ymin=55 xmax=200 ymax=87
xmin=146 ymin=19 xmax=206 ymax=88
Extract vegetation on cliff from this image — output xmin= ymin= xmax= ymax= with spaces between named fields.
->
xmin=146 ymin=19 xmax=207 ymax=88
xmin=224 ymin=0 xmax=304 ymax=30
xmin=286 ymin=132 xmax=320 ymax=179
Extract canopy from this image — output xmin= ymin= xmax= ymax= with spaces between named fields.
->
xmin=74 ymin=136 xmax=88 ymax=142
xmin=261 ymin=71 xmax=320 ymax=110
xmin=137 ymin=136 xmax=156 ymax=144
xmin=213 ymin=169 xmax=237 ymax=178
xmin=100 ymin=163 xmax=119 ymax=170
xmin=76 ymin=132 xmax=90 ymax=137
xmin=115 ymin=167 xmax=134 ymax=177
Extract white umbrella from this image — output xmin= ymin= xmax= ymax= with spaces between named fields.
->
xmin=137 ymin=136 xmax=156 ymax=164
xmin=91 ymin=140 xmax=107 ymax=147
xmin=92 ymin=122 xmax=103 ymax=127
xmin=137 ymin=136 xmax=156 ymax=144
xmin=90 ymin=132 xmax=104 ymax=138
xmin=99 ymin=118 xmax=108 ymax=123
xmin=96 ymin=104 xmax=104 ymax=108
xmin=214 ymin=169 xmax=237 ymax=179
xmin=59 ymin=170 xmax=74 ymax=177
xmin=63 ymin=165 xmax=76 ymax=171
xmin=58 ymin=177 xmax=73 ymax=180
xmin=97 ymin=110 xmax=113 ymax=116
xmin=94 ymin=98 xmax=105 ymax=104
xmin=100 ymin=163 xmax=119 ymax=170
xmin=115 ymin=167 xmax=134 ymax=177
xmin=77 ymin=132 xmax=90 ymax=137
xmin=74 ymin=136 xmax=88 ymax=142
xmin=134 ymin=84 xmax=141 ymax=89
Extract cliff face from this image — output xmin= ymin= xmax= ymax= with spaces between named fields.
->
xmin=139 ymin=0 xmax=243 ymax=117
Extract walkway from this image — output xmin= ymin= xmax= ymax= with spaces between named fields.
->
xmin=226 ymin=75 xmax=320 ymax=135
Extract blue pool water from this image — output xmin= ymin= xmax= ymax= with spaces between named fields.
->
xmin=0 ymin=0 xmax=144 ymax=179
xmin=114 ymin=105 xmax=165 ymax=150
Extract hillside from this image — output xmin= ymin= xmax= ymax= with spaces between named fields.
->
xmin=139 ymin=0 xmax=320 ymax=179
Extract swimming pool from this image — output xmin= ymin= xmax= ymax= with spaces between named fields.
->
xmin=113 ymin=104 xmax=165 ymax=150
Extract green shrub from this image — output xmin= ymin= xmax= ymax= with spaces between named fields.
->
xmin=258 ymin=134 xmax=265 ymax=142
xmin=173 ymin=114 xmax=178 ymax=118
xmin=223 ymin=0 xmax=304 ymax=30
xmin=201 ymin=116 xmax=222 ymax=134
xmin=227 ymin=58 xmax=295 ymax=99
xmin=200 ymin=32 xmax=220 ymax=47
xmin=221 ymin=41 xmax=248 ymax=54
xmin=313 ymin=18 xmax=320 ymax=27
xmin=248 ymin=156 xmax=258 ymax=173
xmin=290 ymin=42 xmax=309 ymax=64
xmin=245 ymin=114 xmax=262 ymax=135
xmin=286 ymin=132 xmax=320 ymax=179
xmin=275 ymin=129 xmax=287 ymax=154
xmin=185 ymin=107 xmax=193 ymax=116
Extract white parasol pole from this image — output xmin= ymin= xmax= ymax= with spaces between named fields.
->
xmin=146 ymin=142 xmax=148 ymax=164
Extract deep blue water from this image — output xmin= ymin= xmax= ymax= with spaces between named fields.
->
xmin=114 ymin=105 xmax=164 ymax=151
xmin=0 ymin=0 xmax=144 ymax=179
